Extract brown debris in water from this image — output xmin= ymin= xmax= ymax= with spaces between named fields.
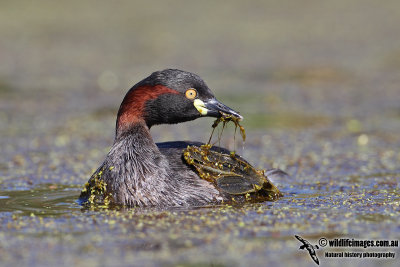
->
xmin=183 ymin=112 xmax=282 ymax=201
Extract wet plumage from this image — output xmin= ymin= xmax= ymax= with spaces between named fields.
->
xmin=79 ymin=69 xmax=284 ymax=207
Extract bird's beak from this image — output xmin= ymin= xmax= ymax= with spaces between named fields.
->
xmin=194 ymin=98 xmax=243 ymax=120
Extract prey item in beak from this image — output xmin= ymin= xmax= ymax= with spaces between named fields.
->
xmin=194 ymin=98 xmax=243 ymax=120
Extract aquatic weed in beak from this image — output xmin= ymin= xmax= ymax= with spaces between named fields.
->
xmin=183 ymin=112 xmax=282 ymax=202
xmin=209 ymin=112 xmax=246 ymax=144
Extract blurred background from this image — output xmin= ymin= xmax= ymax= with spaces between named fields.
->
xmin=1 ymin=0 xmax=400 ymax=141
xmin=1 ymin=1 xmax=399 ymax=266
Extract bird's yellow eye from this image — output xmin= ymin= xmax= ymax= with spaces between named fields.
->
xmin=185 ymin=89 xmax=197 ymax=100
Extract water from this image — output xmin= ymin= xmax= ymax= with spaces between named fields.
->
xmin=0 ymin=185 xmax=81 ymax=216
xmin=0 ymin=170 xmax=398 ymax=266
xmin=1 ymin=1 xmax=400 ymax=266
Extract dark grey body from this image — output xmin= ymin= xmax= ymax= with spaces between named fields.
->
xmin=79 ymin=123 xmax=224 ymax=207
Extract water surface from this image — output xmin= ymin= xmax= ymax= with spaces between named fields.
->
xmin=1 ymin=1 xmax=400 ymax=266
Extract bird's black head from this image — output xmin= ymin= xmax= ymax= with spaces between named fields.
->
xmin=116 ymin=69 xmax=242 ymax=133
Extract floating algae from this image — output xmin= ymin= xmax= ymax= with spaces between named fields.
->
xmin=183 ymin=112 xmax=282 ymax=201
xmin=80 ymin=168 xmax=112 ymax=208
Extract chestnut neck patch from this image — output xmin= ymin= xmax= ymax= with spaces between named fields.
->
xmin=116 ymin=85 xmax=179 ymax=132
